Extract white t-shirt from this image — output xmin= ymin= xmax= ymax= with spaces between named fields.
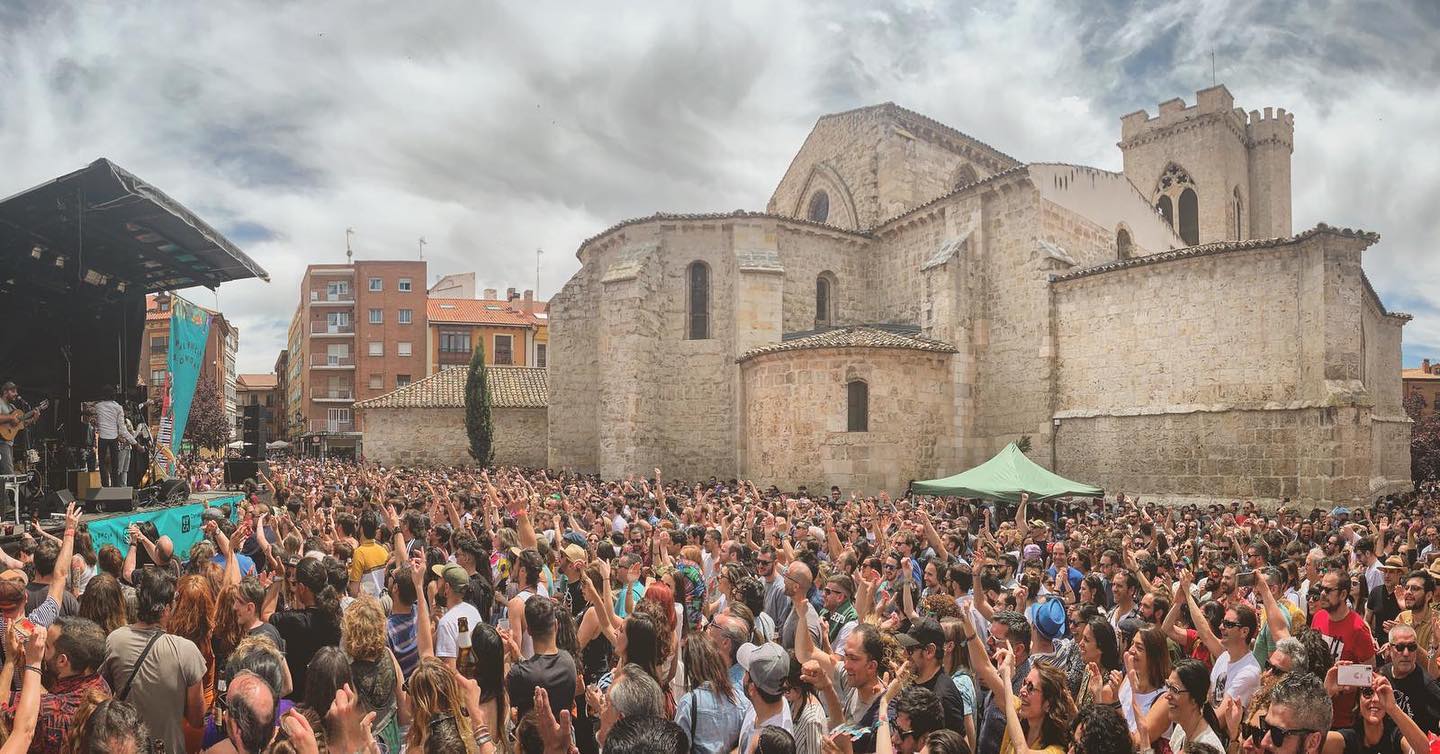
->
xmin=738 ymin=698 xmax=792 ymax=754
xmin=435 ymin=601 xmax=481 ymax=659
xmin=1169 ymin=723 xmax=1224 ymax=751
xmin=1209 ymin=650 xmax=1262 ymax=708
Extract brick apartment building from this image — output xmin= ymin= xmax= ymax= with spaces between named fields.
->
xmin=1404 ymin=359 xmax=1440 ymax=420
xmin=285 ymin=260 xmax=428 ymax=457
xmin=427 ymin=287 xmax=548 ymax=375
xmin=140 ymin=292 xmax=239 ymax=438
xmin=235 ymin=373 xmax=283 ymax=442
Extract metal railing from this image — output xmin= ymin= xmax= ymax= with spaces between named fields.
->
xmin=311 ymin=389 xmax=354 ymax=401
xmin=310 ymin=322 xmax=355 ymax=334
xmin=311 ymin=354 xmax=356 ymax=367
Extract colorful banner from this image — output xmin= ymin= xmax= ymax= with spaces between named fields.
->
xmin=165 ymin=295 xmax=212 ymax=458
xmin=85 ymin=493 xmax=243 ymax=562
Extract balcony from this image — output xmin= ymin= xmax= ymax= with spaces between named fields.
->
xmin=311 ymin=354 xmax=356 ymax=368
xmin=310 ymin=323 xmax=355 ymax=336
xmin=325 ymin=421 xmax=356 ymax=433
xmin=311 ymin=389 xmax=354 ymax=402
xmin=309 ymin=291 xmax=355 ymax=306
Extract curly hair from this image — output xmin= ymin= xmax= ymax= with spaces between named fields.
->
xmin=1028 ymin=660 xmax=1078 ymax=749
xmin=341 ymin=596 xmax=388 ymax=661
xmin=921 ymin=593 xmax=962 ymax=620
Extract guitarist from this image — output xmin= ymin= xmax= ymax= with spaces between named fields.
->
xmin=0 ymin=381 xmax=32 ymax=476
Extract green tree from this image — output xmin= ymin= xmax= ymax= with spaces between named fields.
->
xmin=1406 ymin=391 xmax=1440 ymax=483
xmin=465 ymin=342 xmax=494 ymax=466
xmin=185 ymin=377 xmax=230 ymax=452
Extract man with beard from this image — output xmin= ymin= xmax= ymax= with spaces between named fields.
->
xmin=1311 ymin=569 xmax=1377 ymax=729
xmin=1397 ymin=569 xmax=1440 ymax=653
xmin=1378 ymin=623 xmax=1440 ymax=734
xmin=26 ymin=616 xmax=110 ymax=754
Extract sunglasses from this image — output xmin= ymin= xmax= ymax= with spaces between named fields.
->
xmin=1263 ymin=661 xmax=1284 ymax=675
xmin=1392 ymin=642 xmax=1419 ymax=653
xmin=1318 ymin=585 xmax=1343 ymax=594
xmin=1220 ymin=619 xmax=1241 ymax=629
xmin=1252 ymin=718 xmax=1318 ymax=747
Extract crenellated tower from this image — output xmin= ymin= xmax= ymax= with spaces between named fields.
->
xmin=1118 ymin=85 xmax=1294 ymax=245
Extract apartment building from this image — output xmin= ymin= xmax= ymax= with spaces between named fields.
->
xmin=285 ymin=260 xmax=428 ymax=457
xmin=427 ymin=287 xmax=548 ymax=375
xmin=140 ymin=292 xmax=239 ymax=437
xmin=235 ymin=373 xmax=282 ymax=441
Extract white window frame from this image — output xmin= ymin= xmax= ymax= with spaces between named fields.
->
xmin=368 ymin=277 xmax=382 ymax=292
xmin=369 ymin=308 xmax=383 ymax=324
xmin=368 ymin=342 xmax=384 ymax=357
xmin=398 ymin=278 xmax=412 ymax=292
xmin=326 ymin=408 xmax=351 ymax=432
xmin=398 ymin=341 xmax=412 ymax=357
xmin=398 ymin=309 xmax=413 ymax=325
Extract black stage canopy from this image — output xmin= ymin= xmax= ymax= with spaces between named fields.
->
xmin=0 ymin=158 xmax=268 ymax=447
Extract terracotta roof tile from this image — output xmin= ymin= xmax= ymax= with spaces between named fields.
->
xmin=236 ymin=374 xmax=278 ymax=389
xmin=737 ymin=325 xmax=956 ymax=363
xmin=354 ymin=366 xmax=547 ymax=409
xmin=427 ymin=298 xmax=540 ymax=327
xmin=1402 ymin=369 xmax=1440 ymax=381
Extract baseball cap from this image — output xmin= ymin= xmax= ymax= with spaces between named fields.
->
xmin=431 ymin=563 xmax=470 ymax=591
xmin=1022 ymin=544 xmax=1043 ymax=561
xmin=895 ymin=618 xmax=946 ymax=653
xmin=737 ymin=642 xmax=789 ymax=696
xmin=1034 ymin=597 xmax=1068 ymax=640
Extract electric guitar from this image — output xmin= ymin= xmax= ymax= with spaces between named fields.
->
xmin=0 ymin=400 xmax=48 ymax=442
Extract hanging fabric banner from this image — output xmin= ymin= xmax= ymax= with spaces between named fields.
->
xmin=165 ymin=295 xmax=212 ymax=458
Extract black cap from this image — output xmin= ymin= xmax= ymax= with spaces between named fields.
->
xmin=902 ymin=617 xmax=946 ymax=652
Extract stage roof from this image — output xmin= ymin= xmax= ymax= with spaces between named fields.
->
xmin=0 ymin=158 xmax=268 ymax=293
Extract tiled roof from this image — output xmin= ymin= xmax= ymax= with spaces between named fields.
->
xmin=577 ymin=210 xmax=872 ymax=256
xmin=1403 ymin=369 xmax=1440 ymax=381
xmin=236 ymin=374 xmax=278 ymax=390
xmin=354 ymin=365 xmax=547 ymax=409
xmin=1049 ymin=224 xmax=1382 ymax=283
xmin=427 ymin=298 xmax=539 ymax=327
xmin=737 ymin=325 xmax=956 ymax=362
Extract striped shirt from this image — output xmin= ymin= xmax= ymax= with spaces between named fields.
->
xmin=387 ymin=606 xmax=420 ymax=679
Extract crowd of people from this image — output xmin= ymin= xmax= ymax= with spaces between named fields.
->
xmin=0 ymin=458 xmax=1433 ymax=754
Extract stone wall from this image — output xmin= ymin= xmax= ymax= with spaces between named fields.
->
xmin=740 ymin=347 xmax=954 ymax=494
xmin=361 ymin=407 xmax=548 ymax=468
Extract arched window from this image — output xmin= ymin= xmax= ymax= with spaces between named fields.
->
xmin=953 ymin=164 xmax=978 ymax=187
xmin=1116 ymin=228 xmax=1133 ymax=260
xmin=687 ymin=261 xmax=710 ymax=340
xmin=806 ymin=191 xmax=830 ymax=223
xmin=846 ymin=380 xmax=868 ymax=432
xmin=1178 ymin=188 xmax=1199 ymax=245
xmin=1233 ymin=187 xmax=1243 ymax=240
xmin=815 ymin=272 xmax=837 ymax=328
xmin=1157 ymin=195 xmax=1174 ymax=228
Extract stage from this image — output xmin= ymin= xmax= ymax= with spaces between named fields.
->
xmin=0 ymin=490 xmax=245 ymax=559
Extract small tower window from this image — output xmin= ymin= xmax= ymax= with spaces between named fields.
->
xmin=1233 ymin=187 xmax=1243 ymax=241
xmin=815 ymin=272 xmax=837 ymax=328
xmin=1116 ymin=228 xmax=1133 ymax=260
xmin=1157 ymin=195 xmax=1174 ymax=228
xmin=806 ymin=191 xmax=830 ymax=223
xmin=687 ymin=261 xmax=710 ymax=340
xmin=1178 ymin=188 xmax=1199 ymax=245
xmin=846 ymin=380 xmax=868 ymax=432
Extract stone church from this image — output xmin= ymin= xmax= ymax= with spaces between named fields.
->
xmin=548 ymin=85 xmax=1411 ymax=503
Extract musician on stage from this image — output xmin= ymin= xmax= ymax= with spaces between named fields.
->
xmin=93 ymin=384 xmax=137 ymax=487
xmin=0 ymin=381 xmax=19 ymax=476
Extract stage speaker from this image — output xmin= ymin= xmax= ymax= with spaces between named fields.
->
xmin=224 ymin=459 xmax=270 ymax=486
xmin=39 ymin=490 xmax=74 ymax=516
xmin=85 ymin=486 xmax=135 ymax=513
xmin=157 ymin=478 xmax=190 ymax=505
xmin=69 ymin=469 xmax=100 ymax=499
xmin=242 ymin=404 xmax=267 ymax=460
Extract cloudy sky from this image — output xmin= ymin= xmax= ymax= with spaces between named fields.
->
xmin=2 ymin=0 xmax=1436 ymax=373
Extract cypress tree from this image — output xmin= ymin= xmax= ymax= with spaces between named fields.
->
xmin=464 ymin=342 xmax=494 ymax=466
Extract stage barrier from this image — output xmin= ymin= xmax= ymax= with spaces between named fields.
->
xmin=85 ymin=493 xmax=244 ymax=560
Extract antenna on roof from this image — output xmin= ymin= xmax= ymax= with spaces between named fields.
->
xmin=536 ymin=248 xmax=544 ymax=298
xmin=418 ymin=237 xmax=427 ymax=259
xmin=345 ymin=227 xmax=355 ymax=263
xmin=1211 ymin=49 xmax=1216 ymax=86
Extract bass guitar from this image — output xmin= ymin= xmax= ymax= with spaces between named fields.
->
xmin=0 ymin=400 xmax=48 ymax=442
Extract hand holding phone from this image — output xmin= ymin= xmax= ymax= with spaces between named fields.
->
xmin=1337 ymin=664 xmax=1372 ymax=688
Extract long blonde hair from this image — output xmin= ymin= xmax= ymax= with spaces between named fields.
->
xmin=406 ymin=657 xmax=477 ymax=754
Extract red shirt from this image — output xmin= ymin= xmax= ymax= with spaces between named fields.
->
xmin=1311 ymin=607 xmax=1376 ymax=728
xmin=6 ymin=672 xmax=111 ymax=754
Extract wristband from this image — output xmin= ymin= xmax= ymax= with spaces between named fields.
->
xmin=23 ymin=665 xmax=41 ymax=675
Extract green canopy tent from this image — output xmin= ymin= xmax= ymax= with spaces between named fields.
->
xmin=911 ymin=443 xmax=1103 ymax=502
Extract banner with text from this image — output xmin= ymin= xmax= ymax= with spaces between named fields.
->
xmin=165 ymin=295 xmax=212 ymax=458
xmin=85 ymin=494 xmax=243 ymax=561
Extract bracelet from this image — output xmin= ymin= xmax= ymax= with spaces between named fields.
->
xmin=23 ymin=665 xmax=41 ymax=675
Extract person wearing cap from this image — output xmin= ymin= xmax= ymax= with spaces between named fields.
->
xmin=818 ymin=575 xmax=858 ymax=650
xmin=1027 ymin=597 xmax=1084 ymax=696
xmin=1366 ymin=555 xmax=1407 ymax=645
xmin=555 ymin=542 xmax=590 ymax=618
xmin=432 ymin=563 xmax=481 ymax=668
xmin=1 ymin=502 xmax=80 ymax=658
xmin=896 ymin=618 xmax=967 ymax=733
xmin=736 ymin=642 xmax=792 ymax=754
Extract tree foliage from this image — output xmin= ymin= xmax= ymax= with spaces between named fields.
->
xmin=186 ymin=377 xmax=230 ymax=452
xmin=1406 ymin=391 xmax=1440 ymax=483
xmin=465 ymin=342 xmax=494 ymax=467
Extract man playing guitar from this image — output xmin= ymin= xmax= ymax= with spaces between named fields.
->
xmin=0 ymin=382 xmax=46 ymax=476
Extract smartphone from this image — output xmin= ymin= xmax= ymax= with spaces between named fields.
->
xmin=11 ymin=617 xmax=37 ymax=643
xmin=1337 ymin=664 xmax=1372 ymax=688
xmin=1236 ymin=571 xmax=1256 ymax=588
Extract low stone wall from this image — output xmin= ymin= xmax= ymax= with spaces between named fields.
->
xmin=360 ymin=407 xmax=549 ymax=468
